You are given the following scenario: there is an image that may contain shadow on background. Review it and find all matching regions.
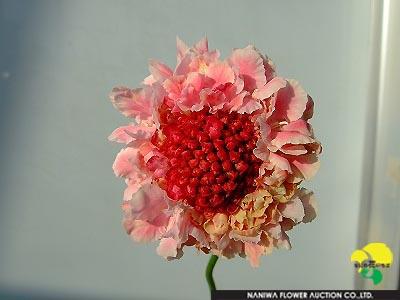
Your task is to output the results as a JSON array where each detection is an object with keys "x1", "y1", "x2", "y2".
[
  {"x1": 0, "y1": 0, "x2": 38, "y2": 293},
  {"x1": 0, "y1": 0, "x2": 36, "y2": 235}
]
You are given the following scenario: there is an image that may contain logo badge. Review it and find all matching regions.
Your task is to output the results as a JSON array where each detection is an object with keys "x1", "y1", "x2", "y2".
[{"x1": 351, "y1": 242, "x2": 393, "y2": 285}]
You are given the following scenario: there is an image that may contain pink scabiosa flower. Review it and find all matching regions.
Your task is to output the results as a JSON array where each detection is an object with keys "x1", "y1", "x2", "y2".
[{"x1": 109, "y1": 37, "x2": 321, "y2": 268}]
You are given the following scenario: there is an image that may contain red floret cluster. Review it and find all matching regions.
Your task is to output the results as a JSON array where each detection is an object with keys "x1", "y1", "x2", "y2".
[{"x1": 152, "y1": 105, "x2": 262, "y2": 216}]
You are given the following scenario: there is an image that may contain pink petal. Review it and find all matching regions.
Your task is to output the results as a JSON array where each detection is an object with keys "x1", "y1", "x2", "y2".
[
  {"x1": 252, "y1": 77, "x2": 286, "y2": 100},
  {"x1": 126, "y1": 183, "x2": 168, "y2": 222},
  {"x1": 108, "y1": 124, "x2": 155, "y2": 145},
  {"x1": 194, "y1": 37, "x2": 209, "y2": 53},
  {"x1": 190, "y1": 227, "x2": 209, "y2": 248},
  {"x1": 279, "y1": 197, "x2": 305, "y2": 223},
  {"x1": 138, "y1": 141, "x2": 155, "y2": 159},
  {"x1": 281, "y1": 119, "x2": 311, "y2": 136},
  {"x1": 237, "y1": 96, "x2": 262, "y2": 114},
  {"x1": 253, "y1": 139, "x2": 270, "y2": 161},
  {"x1": 175, "y1": 52, "x2": 193, "y2": 76},
  {"x1": 228, "y1": 45, "x2": 266, "y2": 91},
  {"x1": 151, "y1": 82, "x2": 166, "y2": 128},
  {"x1": 263, "y1": 55, "x2": 276, "y2": 82},
  {"x1": 268, "y1": 152, "x2": 292, "y2": 172},
  {"x1": 274, "y1": 79, "x2": 309, "y2": 122},
  {"x1": 123, "y1": 177, "x2": 151, "y2": 201},
  {"x1": 157, "y1": 237, "x2": 178, "y2": 258},
  {"x1": 265, "y1": 224, "x2": 283, "y2": 239},
  {"x1": 163, "y1": 76, "x2": 184, "y2": 101},
  {"x1": 177, "y1": 86, "x2": 203, "y2": 112},
  {"x1": 185, "y1": 72, "x2": 213, "y2": 91},
  {"x1": 172, "y1": 73, "x2": 213, "y2": 112},
  {"x1": 145, "y1": 152, "x2": 169, "y2": 178},
  {"x1": 262, "y1": 168, "x2": 288, "y2": 186},
  {"x1": 212, "y1": 233, "x2": 231, "y2": 251},
  {"x1": 176, "y1": 36, "x2": 189, "y2": 62},
  {"x1": 225, "y1": 91, "x2": 247, "y2": 112},
  {"x1": 142, "y1": 75, "x2": 156, "y2": 85},
  {"x1": 202, "y1": 89, "x2": 226, "y2": 113},
  {"x1": 291, "y1": 154, "x2": 320, "y2": 180},
  {"x1": 229, "y1": 231, "x2": 261, "y2": 244},
  {"x1": 149, "y1": 59, "x2": 173, "y2": 81},
  {"x1": 110, "y1": 87, "x2": 153, "y2": 122},
  {"x1": 256, "y1": 115, "x2": 271, "y2": 143},
  {"x1": 280, "y1": 144, "x2": 308, "y2": 155},
  {"x1": 112, "y1": 148, "x2": 140, "y2": 178},
  {"x1": 206, "y1": 61, "x2": 235, "y2": 88},
  {"x1": 128, "y1": 216, "x2": 168, "y2": 242},
  {"x1": 244, "y1": 243, "x2": 265, "y2": 268},
  {"x1": 163, "y1": 207, "x2": 195, "y2": 249},
  {"x1": 232, "y1": 76, "x2": 245, "y2": 94},
  {"x1": 271, "y1": 131, "x2": 314, "y2": 149}
]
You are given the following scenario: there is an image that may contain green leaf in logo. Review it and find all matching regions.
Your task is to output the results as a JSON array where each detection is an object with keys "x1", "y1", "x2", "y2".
[{"x1": 360, "y1": 267, "x2": 383, "y2": 285}]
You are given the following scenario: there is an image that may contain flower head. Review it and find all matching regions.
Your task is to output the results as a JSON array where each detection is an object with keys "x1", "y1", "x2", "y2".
[{"x1": 109, "y1": 37, "x2": 322, "y2": 267}]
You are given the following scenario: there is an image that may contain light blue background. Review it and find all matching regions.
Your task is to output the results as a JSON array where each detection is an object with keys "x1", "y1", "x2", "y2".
[{"x1": 0, "y1": 0, "x2": 371, "y2": 299}]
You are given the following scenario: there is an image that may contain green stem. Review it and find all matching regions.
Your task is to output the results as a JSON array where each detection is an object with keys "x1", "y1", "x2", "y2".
[{"x1": 206, "y1": 254, "x2": 219, "y2": 293}]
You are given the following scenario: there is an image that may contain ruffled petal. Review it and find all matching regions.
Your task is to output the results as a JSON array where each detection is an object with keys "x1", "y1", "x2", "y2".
[
  {"x1": 157, "y1": 237, "x2": 178, "y2": 258},
  {"x1": 125, "y1": 183, "x2": 168, "y2": 222},
  {"x1": 110, "y1": 87, "x2": 154, "y2": 122},
  {"x1": 281, "y1": 119, "x2": 311, "y2": 136},
  {"x1": 194, "y1": 37, "x2": 209, "y2": 54},
  {"x1": 225, "y1": 91, "x2": 247, "y2": 113},
  {"x1": 270, "y1": 131, "x2": 315, "y2": 149},
  {"x1": 274, "y1": 80, "x2": 309, "y2": 122},
  {"x1": 291, "y1": 154, "x2": 320, "y2": 180},
  {"x1": 143, "y1": 74, "x2": 156, "y2": 86},
  {"x1": 123, "y1": 177, "x2": 151, "y2": 201},
  {"x1": 268, "y1": 152, "x2": 292, "y2": 172},
  {"x1": 163, "y1": 76, "x2": 184, "y2": 102},
  {"x1": 204, "y1": 213, "x2": 229, "y2": 236},
  {"x1": 176, "y1": 36, "x2": 189, "y2": 63},
  {"x1": 253, "y1": 139, "x2": 270, "y2": 161},
  {"x1": 279, "y1": 197, "x2": 305, "y2": 223},
  {"x1": 228, "y1": 45, "x2": 266, "y2": 91},
  {"x1": 279, "y1": 144, "x2": 308, "y2": 155},
  {"x1": 244, "y1": 243, "x2": 265, "y2": 268},
  {"x1": 237, "y1": 96, "x2": 262, "y2": 114},
  {"x1": 206, "y1": 61, "x2": 235, "y2": 88},
  {"x1": 108, "y1": 124, "x2": 155, "y2": 145},
  {"x1": 112, "y1": 148, "x2": 141, "y2": 178},
  {"x1": 149, "y1": 59, "x2": 173, "y2": 81},
  {"x1": 146, "y1": 152, "x2": 169, "y2": 179},
  {"x1": 163, "y1": 207, "x2": 192, "y2": 244},
  {"x1": 127, "y1": 216, "x2": 168, "y2": 242},
  {"x1": 202, "y1": 89, "x2": 226, "y2": 113},
  {"x1": 253, "y1": 77, "x2": 286, "y2": 100},
  {"x1": 190, "y1": 227, "x2": 210, "y2": 248},
  {"x1": 229, "y1": 231, "x2": 261, "y2": 243}
]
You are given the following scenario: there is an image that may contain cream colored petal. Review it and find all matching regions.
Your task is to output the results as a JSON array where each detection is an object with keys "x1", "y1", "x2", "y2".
[{"x1": 204, "y1": 213, "x2": 229, "y2": 236}]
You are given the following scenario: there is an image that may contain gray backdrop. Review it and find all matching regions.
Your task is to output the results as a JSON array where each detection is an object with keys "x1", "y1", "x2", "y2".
[{"x1": 0, "y1": 0, "x2": 372, "y2": 299}]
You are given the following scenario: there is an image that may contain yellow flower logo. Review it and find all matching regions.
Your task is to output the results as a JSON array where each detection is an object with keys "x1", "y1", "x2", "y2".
[{"x1": 351, "y1": 243, "x2": 393, "y2": 285}]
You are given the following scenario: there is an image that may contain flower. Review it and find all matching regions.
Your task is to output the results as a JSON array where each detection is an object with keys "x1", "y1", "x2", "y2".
[{"x1": 109, "y1": 37, "x2": 322, "y2": 267}]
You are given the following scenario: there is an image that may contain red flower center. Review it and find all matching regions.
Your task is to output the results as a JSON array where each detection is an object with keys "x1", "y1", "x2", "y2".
[{"x1": 151, "y1": 106, "x2": 262, "y2": 217}]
